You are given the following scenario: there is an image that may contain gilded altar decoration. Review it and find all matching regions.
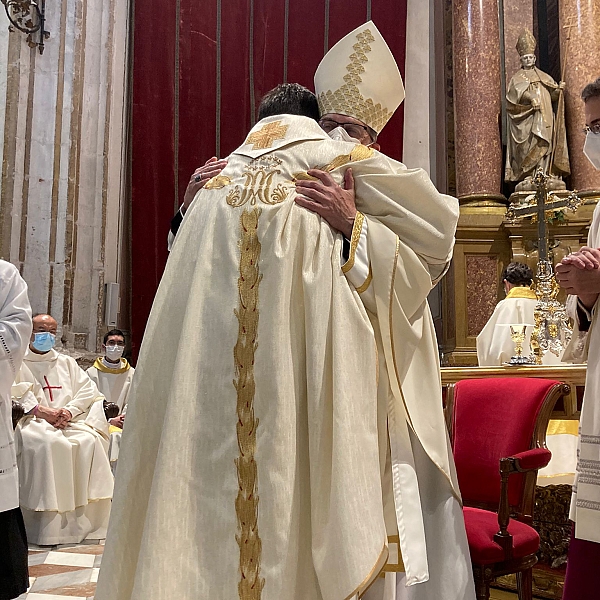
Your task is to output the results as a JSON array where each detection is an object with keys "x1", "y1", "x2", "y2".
[
  {"x1": 204, "y1": 175, "x2": 232, "y2": 190},
  {"x1": 227, "y1": 157, "x2": 290, "y2": 207},
  {"x1": 292, "y1": 144, "x2": 374, "y2": 182},
  {"x1": 234, "y1": 207, "x2": 265, "y2": 600},
  {"x1": 506, "y1": 169, "x2": 581, "y2": 363},
  {"x1": 244, "y1": 120, "x2": 289, "y2": 150}
]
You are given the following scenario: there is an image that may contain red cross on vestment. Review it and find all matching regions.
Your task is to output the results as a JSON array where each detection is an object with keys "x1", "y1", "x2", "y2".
[{"x1": 42, "y1": 376, "x2": 62, "y2": 403}]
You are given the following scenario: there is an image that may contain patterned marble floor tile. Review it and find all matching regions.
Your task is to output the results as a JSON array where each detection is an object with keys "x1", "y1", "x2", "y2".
[
  {"x1": 29, "y1": 568, "x2": 92, "y2": 593},
  {"x1": 90, "y1": 568, "x2": 100, "y2": 583},
  {"x1": 93, "y1": 555, "x2": 102, "y2": 568},
  {"x1": 25, "y1": 594, "x2": 87, "y2": 600},
  {"x1": 57, "y1": 545, "x2": 104, "y2": 555},
  {"x1": 38, "y1": 583, "x2": 97, "y2": 597},
  {"x1": 28, "y1": 565, "x2": 86, "y2": 578},
  {"x1": 44, "y1": 552, "x2": 96, "y2": 568},
  {"x1": 28, "y1": 552, "x2": 50, "y2": 566}
]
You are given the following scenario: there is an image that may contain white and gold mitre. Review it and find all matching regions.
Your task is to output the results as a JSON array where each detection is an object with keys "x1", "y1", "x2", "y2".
[
  {"x1": 516, "y1": 29, "x2": 536, "y2": 56},
  {"x1": 314, "y1": 21, "x2": 405, "y2": 135}
]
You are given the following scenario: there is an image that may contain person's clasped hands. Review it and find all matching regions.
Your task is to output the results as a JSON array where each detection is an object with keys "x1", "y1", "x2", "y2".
[
  {"x1": 34, "y1": 405, "x2": 72, "y2": 429},
  {"x1": 555, "y1": 246, "x2": 600, "y2": 300}
]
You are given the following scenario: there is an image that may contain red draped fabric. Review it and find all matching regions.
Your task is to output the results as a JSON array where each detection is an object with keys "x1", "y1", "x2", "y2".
[{"x1": 130, "y1": 0, "x2": 408, "y2": 355}]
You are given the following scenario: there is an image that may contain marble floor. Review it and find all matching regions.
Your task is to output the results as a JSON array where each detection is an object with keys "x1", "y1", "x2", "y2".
[
  {"x1": 14, "y1": 541, "x2": 520, "y2": 600},
  {"x1": 16, "y1": 541, "x2": 103, "y2": 600}
]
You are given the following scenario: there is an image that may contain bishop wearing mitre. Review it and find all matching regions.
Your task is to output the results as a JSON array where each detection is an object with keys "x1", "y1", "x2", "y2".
[
  {"x1": 97, "y1": 22, "x2": 474, "y2": 600},
  {"x1": 11, "y1": 314, "x2": 113, "y2": 545}
]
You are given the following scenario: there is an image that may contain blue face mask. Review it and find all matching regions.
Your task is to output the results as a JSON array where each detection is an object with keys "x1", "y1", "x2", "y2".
[{"x1": 32, "y1": 332, "x2": 56, "y2": 353}]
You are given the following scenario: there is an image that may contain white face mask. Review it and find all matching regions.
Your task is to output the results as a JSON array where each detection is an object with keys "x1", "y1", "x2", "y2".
[
  {"x1": 328, "y1": 126, "x2": 360, "y2": 144},
  {"x1": 583, "y1": 131, "x2": 600, "y2": 170},
  {"x1": 105, "y1": 345, "x2": 124, "y2": 361}
]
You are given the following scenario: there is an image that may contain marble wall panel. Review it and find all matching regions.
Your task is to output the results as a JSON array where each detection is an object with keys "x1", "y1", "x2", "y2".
[
  {"x1": 0, "y1": 0, "x2": 130, "y2": 354},
  {"x1": 466, "y1": 254, "x2": 499, "y2": 337}
]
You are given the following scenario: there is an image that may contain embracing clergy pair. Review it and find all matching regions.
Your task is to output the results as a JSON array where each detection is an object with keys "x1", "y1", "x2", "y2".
[{"x1": 96, "y1": 22, "x2": 475, "y2": 600}]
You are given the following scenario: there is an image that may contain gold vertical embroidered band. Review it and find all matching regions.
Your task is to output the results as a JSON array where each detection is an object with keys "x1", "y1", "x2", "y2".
[{"x1": 234, "y1": 207, "x2": 265, "y2": 599}]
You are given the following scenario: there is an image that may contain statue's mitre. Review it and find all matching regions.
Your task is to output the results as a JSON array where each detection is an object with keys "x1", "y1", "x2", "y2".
[
  {"x1": 516, "y1": 29, "x2": 537, "y2": 56},
  {"x1": 314, "y1": 21, "x2": 405, "y2": 135}
]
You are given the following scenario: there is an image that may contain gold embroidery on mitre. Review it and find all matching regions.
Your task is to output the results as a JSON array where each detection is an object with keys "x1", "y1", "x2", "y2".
[
  {"x1": 234, "y1": 207, "x2": 265, "y2": 600},
  {"x1": 244, "y1": 120, "x2": 289, "y2": 150},
  {"x1": 227, "y1": 157, "x2": 290, "y2": 207},
  {"x1": 204, "y1": 174, "x2": 232, "y2": 189},
  {"x1": 292, "y1": 144, "x2": 374, "y2": 181},
  {"x1": 317, "y1": 29, "x2": 391, "y2": 133}
]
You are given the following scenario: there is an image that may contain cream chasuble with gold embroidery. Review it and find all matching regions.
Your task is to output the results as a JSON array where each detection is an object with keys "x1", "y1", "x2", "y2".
[{"x1": 96, "y1": 115, "x2": 472, "y2": 600}]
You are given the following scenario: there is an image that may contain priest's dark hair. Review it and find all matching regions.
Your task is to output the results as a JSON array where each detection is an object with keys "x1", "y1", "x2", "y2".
[
  {"x1": 502, "y1": 262, "x2": 533, "y2": 287},
  {"x1": 582, "y1": 77, "x2": 600, "y2": 102},
  {"x1": 257, "y1": 83, "x2": 320, "y2": 121},
  {"x1": 103, "y1": 328, "x2": 125, "y2": 345}
]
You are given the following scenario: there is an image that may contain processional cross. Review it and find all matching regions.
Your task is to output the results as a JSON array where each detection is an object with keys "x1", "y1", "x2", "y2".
[{"x1": 506, "y1": 169, "x2": 582, "y2": 363}]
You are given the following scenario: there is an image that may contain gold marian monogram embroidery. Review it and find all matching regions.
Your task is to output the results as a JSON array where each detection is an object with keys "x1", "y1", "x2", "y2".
[
  {"x1": 292, "y1": 144, "x2": 374, "y2": 181},
  {"x1": 234, "y1": 207, "x2": 264, "y2": 600},
  {"x1": 227, "y1": 157, "x2": 290, "y2": 207},
  {"x1": 245, "y1": 120, "x2": 289, "y2": 150}
]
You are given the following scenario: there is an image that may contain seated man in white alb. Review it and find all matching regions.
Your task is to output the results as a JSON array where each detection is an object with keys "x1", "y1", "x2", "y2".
[
  {"x1": 87, "y1": 329, "x2": 134, "y2": 473},
  {"x1": 11, "y1": 314, "x2": 113, "y2": 545},
  {"x1": 477, "y1": 261, "x2": 562, "y2": 366}
]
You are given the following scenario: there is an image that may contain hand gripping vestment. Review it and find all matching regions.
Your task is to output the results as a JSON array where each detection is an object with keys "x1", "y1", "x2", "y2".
[{"x1": 96, "y1": 115, "x2": 471, "y2": 600}]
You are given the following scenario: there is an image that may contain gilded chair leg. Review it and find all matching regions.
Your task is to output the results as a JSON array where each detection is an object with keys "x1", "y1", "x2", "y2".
[
  {"x1": 472, "y1": 565, "x2": 491, "y2": 600},
  {"x1": 516, "y1": 568, "x2": 533, "y2": 600}
]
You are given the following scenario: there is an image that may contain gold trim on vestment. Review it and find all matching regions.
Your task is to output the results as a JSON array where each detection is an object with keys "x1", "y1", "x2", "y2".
[
  {"x1": 342, "y1": 212, "x2": 365, "y2": 274},
  {"x1": 547, "y1": 419, "x2": 579, "y2": 436},
  {"x1": 356, "y1": 264, "x2": 373, "y2": 294},
  {"x1": 293, "y1": 144, "x2": 374, "y2": 182},
  {"x1": 92, "y1": 357, "x2": 130, "y2": 374},
  {"x1": 233, "y1": 208, "x2": 265, "y2": 599},
  {"x1": 506, "y1": 286, "x2": 537, "y2": 300},
  {"x1": 346, "y1": 541, "x2": 388, "y2": 600}
]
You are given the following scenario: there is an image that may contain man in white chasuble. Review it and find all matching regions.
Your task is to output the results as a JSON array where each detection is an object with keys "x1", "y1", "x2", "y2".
[
  {"x1": 97, "y1": 22, "x2": 474, "y2": 600},
  {"x1": 11, "y1": 314, "x2": 113, "y2": 545},
  {"x1": 476, "y1": 262, "x2": 563, "y2": 366},
  {"x1": 87, "y1": 328, "x2": 135, "y2": 473}
]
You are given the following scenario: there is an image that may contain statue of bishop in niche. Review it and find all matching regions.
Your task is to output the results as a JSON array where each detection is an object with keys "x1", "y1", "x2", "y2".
[{"x1": 505, "y1": 30, "x2": 570, "y2": 191}]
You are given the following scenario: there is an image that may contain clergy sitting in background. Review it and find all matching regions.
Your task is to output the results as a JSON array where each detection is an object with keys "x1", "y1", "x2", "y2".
[
  {"x1": 477, "y1": 262, "x2": 562, "y2": 366},
  {"x1": 11, "y1": 314, "x2": 113, "y2": 545},
  {"x1": 87, "y1": 328, "x2": 134, "y2": 473}
]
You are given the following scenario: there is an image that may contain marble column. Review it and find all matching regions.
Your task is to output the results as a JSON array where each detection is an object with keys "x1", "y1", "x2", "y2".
[
  {"x1": 452, "y1": 0, "x2": 504, "y2": 204},
  {"x1": 559, "y1": 0, "x2": 600, "y2": 196}
]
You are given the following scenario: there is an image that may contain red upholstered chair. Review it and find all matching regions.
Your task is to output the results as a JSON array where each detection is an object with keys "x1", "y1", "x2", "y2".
[{"x1": 446, "y1": 378, "x2": 570, "y2": 600}]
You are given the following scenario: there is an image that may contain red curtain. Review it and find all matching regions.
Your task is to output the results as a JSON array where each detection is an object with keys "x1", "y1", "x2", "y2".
[{"x1": 130, "y1": 0, "x2": 408, "y2": 355}]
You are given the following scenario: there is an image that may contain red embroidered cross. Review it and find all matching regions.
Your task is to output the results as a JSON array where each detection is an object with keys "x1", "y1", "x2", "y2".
[{"x1": 42, "y1": 376, "x2": 62, "y2": 403}]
